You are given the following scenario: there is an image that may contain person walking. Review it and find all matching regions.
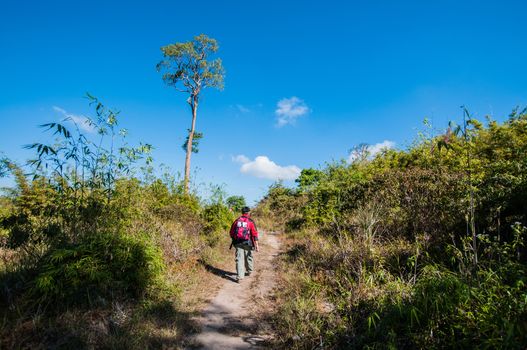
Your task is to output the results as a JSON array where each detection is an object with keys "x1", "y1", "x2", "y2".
[{"x1": 229, "y1": 206, "x2": 259, "y2": 283}]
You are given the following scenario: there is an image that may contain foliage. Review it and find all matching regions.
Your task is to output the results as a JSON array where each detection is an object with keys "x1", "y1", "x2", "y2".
[
  {"x1": 295, "y1": 168, "x2": 325, "y2": 192},
  {"x1": 259, "y1": 108, "x2": 527, "y2": 349},
  {"x1": 182, "y1": 129, "x2": 203, "y2": 153},
  {"x1": 200, "y1": 185, "x2": 236, "y2": 247},
  {"x1": 0, "y1": 97, "x2": 235, "y2": 348},
  {"x1": 226, "y1": 195, "x2": 246, "y2": 212},
  {"x1": 0, "y1": 153, "x2": 9, "y2": 178},
  {"x1": 157, "y1": 34, "x2": 224, "y2": 92},
  {"x1": 1, "y1": 97, "x2": 158, "y2": 305},
  {"x1": 31, "y1": 231, "x2": 164, "y2": 308},
  {"x1": 254, "y1": 182, "x2": 307, "y2": 232}
]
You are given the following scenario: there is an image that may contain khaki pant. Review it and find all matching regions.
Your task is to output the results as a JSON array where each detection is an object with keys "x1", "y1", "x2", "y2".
[{"x1": 234, "y1": 244, "x2": 254, "y2": 280}]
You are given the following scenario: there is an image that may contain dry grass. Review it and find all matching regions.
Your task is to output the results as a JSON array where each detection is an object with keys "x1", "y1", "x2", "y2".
[{"x1": 0, "y1": 231, "x2": 235, "y2": 349}]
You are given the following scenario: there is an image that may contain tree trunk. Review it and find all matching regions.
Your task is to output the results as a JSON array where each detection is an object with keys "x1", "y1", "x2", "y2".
[{"x1": 184, "y1": 97, "x2": 198, "y2": 195}]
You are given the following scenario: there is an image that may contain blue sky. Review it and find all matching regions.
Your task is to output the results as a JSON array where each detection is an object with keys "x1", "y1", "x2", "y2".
[{"x1": 1, "y1": 0, "x2": 526, "y2": 204}]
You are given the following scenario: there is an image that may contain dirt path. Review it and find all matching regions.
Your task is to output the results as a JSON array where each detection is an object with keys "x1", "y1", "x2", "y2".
[{"x1": 188, "y1": 231, "x2": 280, "y2": 349}]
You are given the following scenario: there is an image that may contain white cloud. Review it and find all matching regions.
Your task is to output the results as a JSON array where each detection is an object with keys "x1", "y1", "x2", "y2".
[
  {"x1": 348, "y1": 140, "x2": 396, "y2": 163},
  {"x1": 236, "y1": 104, "x2": 251, "y2": 113},
  {"x1": 53, "y1": 106, "x2": 95, "y2": 133},
  {"x1": 232, "y1": 154, "x2": 250, "y2": 163},
  {"x1": 233, "y1": 155, "x2": 301, "y2": 180},
  {"x1": 275, "y1": 96, "x2": 309, "y2": 127},
  {"x1": 369, "y1": 140, "x2": 396, "y2": 156}
]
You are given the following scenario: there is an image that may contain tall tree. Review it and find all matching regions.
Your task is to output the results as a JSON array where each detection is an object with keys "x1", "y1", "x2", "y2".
[{"x1": 157, "y1": 34, "x2": 224, "y2": 194}]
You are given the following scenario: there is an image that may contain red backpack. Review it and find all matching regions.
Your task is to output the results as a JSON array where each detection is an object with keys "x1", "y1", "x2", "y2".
[{"x1": 232, "y1": 216, "x2": 251, "y2": 242}]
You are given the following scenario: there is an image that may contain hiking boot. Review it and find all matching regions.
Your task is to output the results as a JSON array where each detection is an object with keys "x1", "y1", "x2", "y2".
[
  {"x1": 245, "y1": 272, "x2": 252, "y2": 277},
  {"x1": 236, "y1": 276, "x2": 244, "y2": 283}
]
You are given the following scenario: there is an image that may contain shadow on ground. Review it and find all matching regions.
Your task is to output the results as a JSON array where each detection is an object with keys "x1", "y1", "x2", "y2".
[
  {"x1": 198, "y1": 259, "x2": 238, "y2": 283},
  {"x1": 1, "y1": 298, "x2": 201, "y2": 349}
]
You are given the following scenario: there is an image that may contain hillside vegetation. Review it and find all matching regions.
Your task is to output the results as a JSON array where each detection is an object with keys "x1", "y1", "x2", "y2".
[
  {"x1": 2, "y1": 102, "x2": 526, "y2": 349},
  {"x1": 0, "y1": 99, "x2": 238, "y2": 348},
  {"x1": 255, "y1": 109, "x2": 527, "y2": 349}
]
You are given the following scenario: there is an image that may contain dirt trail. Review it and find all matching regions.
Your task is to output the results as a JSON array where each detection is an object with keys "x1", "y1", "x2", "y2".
[{"x1": 188, "y1": 231, "x2": 280, "y2": 349}]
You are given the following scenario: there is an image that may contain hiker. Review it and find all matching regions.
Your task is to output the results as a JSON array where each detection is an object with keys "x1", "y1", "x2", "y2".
[{"x1": 229, "y1": 206, "x2": 259, "y2": 283}]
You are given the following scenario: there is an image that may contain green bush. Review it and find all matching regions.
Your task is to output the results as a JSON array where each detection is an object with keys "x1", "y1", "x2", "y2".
[
  {"x1": 226, "y1": 195, "x2": 246, "y2": 212},
  {"x1": 264, "y1": 109, "x2": 527, "y2": 349},
  {"x1": 201, "y1": 202, "x2": 235, "y2": 246},
  {"x1": 30, "y1": 231, "x2": 164, "y2": 307},
  {"x1": 0, "y1": 97, "x2": 239, "y2": 348},
  {"x1": 356, "y1": 264, "x2": 527, "y2": 349}
]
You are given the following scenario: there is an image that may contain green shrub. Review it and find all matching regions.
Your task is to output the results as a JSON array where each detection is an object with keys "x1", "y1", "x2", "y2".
[
  {"x1": 30, "y1": 231, "x2": 164, "y2": 308},
  {"x1": 265, "y1": 109, "x2": 527, "y2": 349},
  {"x1": 0, "y1": 97, "x2": 240, "y2": 348},
  {"x1": 356, "y1": 264, "x2": 527, "y2": 349},
  {"x1": 254, "y1": 182, "x2": 307, "y2": 232},
  {"x1": 201, "y1": 202, "x2": 234, "y2": 246},
  {"x1": 226, "y1": 195, "x2": 246, "y2": 212}
]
